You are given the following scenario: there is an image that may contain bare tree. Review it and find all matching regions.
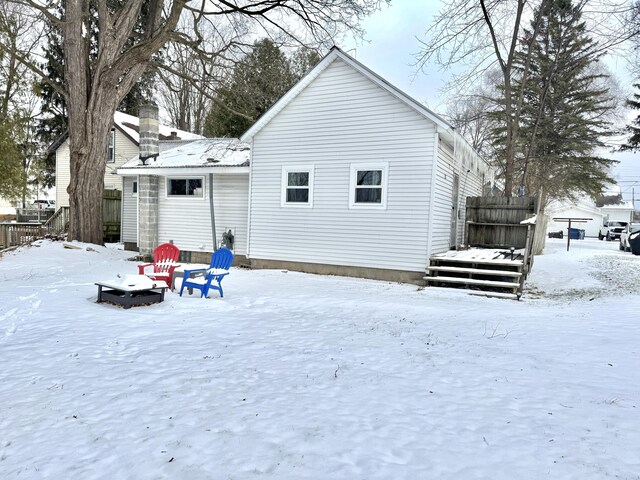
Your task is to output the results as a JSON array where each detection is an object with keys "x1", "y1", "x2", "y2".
[
  {"x1": 416, "y1": 0, "x2": 636, "y2": 197},
  {"x1": 0, "y1": 2, "x2": 44, "y2": 204},
  {"x1": 157, "y1": 42, "x2": 214, "y2": 135},
  {"x1": 3, "y1": 0, "x2": 384, "y2": 244},
  {"x1": 444, "y1": 69, "x2": 502, "y2": 159}
]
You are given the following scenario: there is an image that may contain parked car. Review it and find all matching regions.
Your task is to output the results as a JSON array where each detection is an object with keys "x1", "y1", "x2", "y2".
[
  {"x1": 599, "y1": 220, "x2": 628, "y2": 241},
  {"x1": 32, "y1": 199, "x2": 55, "y2": 210},
  {"x1": 619, "y1": 224, "x2": 640, "y2": 252}
]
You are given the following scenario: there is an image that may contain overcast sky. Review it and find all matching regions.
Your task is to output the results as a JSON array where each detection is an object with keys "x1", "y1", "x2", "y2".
[{"x1": 340, "y1": 2, "x2": 640, "y2": 205}]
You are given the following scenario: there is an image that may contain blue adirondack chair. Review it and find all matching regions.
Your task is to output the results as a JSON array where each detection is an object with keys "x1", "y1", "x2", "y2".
[{"x1": 179, "y1": 248, "x2": 235, "y2": 298}]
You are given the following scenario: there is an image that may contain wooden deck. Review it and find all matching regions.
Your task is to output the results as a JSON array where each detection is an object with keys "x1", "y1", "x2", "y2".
[{"x1": 425, "y1": 248, "x2": 526, "y2": 300}]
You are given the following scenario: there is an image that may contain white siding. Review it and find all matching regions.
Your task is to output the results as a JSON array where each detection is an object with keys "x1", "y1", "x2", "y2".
[
  {"x1": 248, "y1": 58, "x2": 437, "y2": 272},
  {"x1": 121, "y1": 176, "x2": 138, "y2": 243},
  {"x1": 55, "y1": 141, "x2": 70, "y2": 207},
  {"x1": 431, "y1": 140, "x2": 486, "y2": 254},
  {"x1": 547, "y1": 207, "x2": 603, "y2": 238},
  {"x1": 55, "y1": 130, "x2": 138, "y2": 206},
  {"x1": 158, "y1": 173, "x2": 249, "y2": 256}
]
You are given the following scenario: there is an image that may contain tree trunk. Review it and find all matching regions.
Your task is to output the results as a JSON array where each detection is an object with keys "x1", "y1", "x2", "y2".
[{"x1": 67, "y1": 107, "x2": 114, "y2": 244}]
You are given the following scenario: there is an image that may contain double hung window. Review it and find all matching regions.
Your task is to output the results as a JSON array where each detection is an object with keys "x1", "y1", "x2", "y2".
[
  {"x1": 107, "y1": 130, "x2": 115, "y2": 163},
  {"x1": 349, "y1": 164, "x2": 388, "y2": 208},
  {"x1": 281, "y1": 166, "x2": 314, "y2": 207}
]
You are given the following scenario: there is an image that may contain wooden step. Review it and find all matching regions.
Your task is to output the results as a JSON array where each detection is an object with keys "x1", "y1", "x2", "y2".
[
  {"x1": 424, "y1": 276, "x2": 520, "y2": 289},
  {"x1": 427, "y1": 266, "x2": 522, "y2": 277},
  {"x1": 430, "y1": 257, "x2": 523, "y2": 267}
]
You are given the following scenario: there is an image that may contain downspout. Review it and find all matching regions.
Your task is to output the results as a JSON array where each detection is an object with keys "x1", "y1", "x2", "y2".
[
  {"x1": 209, "y1": 173, "x2": 217, "y2": 251},
  {"x1": 136, "y1": 175, "x2": 139, "y2": 248},
  {"x1": 120, "y1": 175, "x2": 125, "y2": 243},
  {"x1": 426, "y1": 131, "x2": 440, "y2": 264}
]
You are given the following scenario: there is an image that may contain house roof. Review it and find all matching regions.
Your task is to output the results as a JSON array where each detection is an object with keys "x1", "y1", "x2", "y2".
[
  {"x1": 114, "y1": 111, "x2": 204, "y2": 144},
  {"x1": 241, "y1": 46, "x2": 455, "y2": 143},
  {"x1": 47, "y1": 111, "x2": 204, "y2": 153},
  {"x1": 600, "y1": 201, "x2": 634, "y2": 211},
  {"x1": 117, "y1": 138, "x2": 250, "y2": 176}
]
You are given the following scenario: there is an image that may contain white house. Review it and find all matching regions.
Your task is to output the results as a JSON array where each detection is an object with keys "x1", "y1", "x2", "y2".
[
  {"x1": 117, "y1": 138, "x2": 250, "y2": 259},
  {"x1": 240, "y1": 47, "x2": 493, "y2": 282},
  {"x1": 53, "y1": 111, "x2": 202, "y2": 207},
  {"x1": 120, "y1": 47, "x2": 494, "y2": 283},
  {"x1": 600, "y1": 202, "x2": 634, "y2": 225},
  {"x1": 546, "y1": 198, "x2": 635, "y2": 238},
  {"x1": 546, "y1": 198, "x2": 604, "y2": 237}
]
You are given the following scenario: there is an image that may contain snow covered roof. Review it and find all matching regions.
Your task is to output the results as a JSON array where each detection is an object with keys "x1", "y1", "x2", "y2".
[
  {"x1": 600, "y1": 201, "x2": 634, "y2": 211},
  {"x1": 46, "y1": 111, "x2": 204, "y2": 153},
  {"x1": 117, "y1": 138, "x2": 250, "y2": 175},
  {"x1": 114, "y1": 111, "x2": 204, "y2": 144}
]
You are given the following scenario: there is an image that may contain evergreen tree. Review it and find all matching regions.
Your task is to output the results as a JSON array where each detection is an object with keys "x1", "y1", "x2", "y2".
[
  {"x1": 622, "y1": 83, "x2": 640, "y2": 151},
  {"x1": 0, "y1": 120, "x2": 26, "y2": 200},
  {"x1": 204, "y1": 40, "x2": 318, "y2": 138},
  {"x1": 514, "y1": 0, "x2": 615, "y2": 204}
]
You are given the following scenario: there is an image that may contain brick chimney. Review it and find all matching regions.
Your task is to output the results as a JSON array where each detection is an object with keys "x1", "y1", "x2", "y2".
[{"x1": 138, "y1": 104, "x2": 159, "y2": 259}]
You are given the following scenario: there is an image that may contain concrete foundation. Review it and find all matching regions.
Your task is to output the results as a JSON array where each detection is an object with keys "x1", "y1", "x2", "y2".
[{"x1": 249, "y1": 258, "x2": 425, "y2": 285}]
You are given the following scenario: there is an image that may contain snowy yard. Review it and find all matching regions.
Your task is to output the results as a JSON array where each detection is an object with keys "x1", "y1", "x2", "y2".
[{"x1": 1, "y1": 237, "x2": 639, "y2": 479}]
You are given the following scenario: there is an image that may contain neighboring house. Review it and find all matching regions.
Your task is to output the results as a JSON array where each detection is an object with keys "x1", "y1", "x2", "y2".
[
  {"x1": 52, "y1": 111, "x2": 203, "y2": 208},
  {"x1": 121, "y1": 47, "x2": 494, "y2": 282},
  {"x1": 117, "y1": 138, "x2": 250, "y2": 258},
  {"x1": 546, "y1": 198, "x2": 635, "y2": 238},
  {"x1": 546, "y1": 198, "x2": 604, "y2": 237},
  {"x1": 600, "y1": 202, "x2": 634, "y2": 225}
]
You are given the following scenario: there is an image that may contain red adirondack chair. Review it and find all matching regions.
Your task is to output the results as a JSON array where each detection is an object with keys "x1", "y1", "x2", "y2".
[{"x1": 138, "y1": 243, "x2": 181, "y2": 289}]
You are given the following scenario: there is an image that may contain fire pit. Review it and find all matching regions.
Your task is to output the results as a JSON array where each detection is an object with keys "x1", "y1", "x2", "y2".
[{"x1": 96, "y1": 275, "x2": 168, "y2": 309}]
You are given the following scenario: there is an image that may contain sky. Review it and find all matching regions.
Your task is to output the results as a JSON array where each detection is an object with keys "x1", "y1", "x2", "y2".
[{"x1": 341, "y1": 2, "x2": 640, "y2": 206}]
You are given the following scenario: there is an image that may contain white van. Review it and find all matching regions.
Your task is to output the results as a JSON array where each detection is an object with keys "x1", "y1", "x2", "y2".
[{"x1": 32, "y1": 199, "x2": 56, "y2": 209}]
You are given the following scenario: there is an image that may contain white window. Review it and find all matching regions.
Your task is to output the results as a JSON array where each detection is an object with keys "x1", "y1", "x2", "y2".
[
  {"x1": 132, "y1": 180, "x2": 138, "y2": 197},
  {"x1": 349, "y1": 163, "x2": 388, "y2": 209},
  {"x1": 281, "y1": 166, "x2": 314, "y2": 207},
  {"x1": 107, "y1": 130, "x2": 115, "y2": 163},
  {"x1": 167, "y1": 177, "x2": 204, "y2": 198}
]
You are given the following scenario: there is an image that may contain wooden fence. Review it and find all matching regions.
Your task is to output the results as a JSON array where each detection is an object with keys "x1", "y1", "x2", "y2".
[
  {"x1": 1, "y1": 190, "x2": 121, "y2": 250},
  {"x1": 0, "y1": 223, "x2": 45, "y2": 250},
  {"x1": 465, "y1": 196, "x2": 537, "y2": 249},
  {"x1": 103, "y1": 189, "x2": 121, "y2": 242}
]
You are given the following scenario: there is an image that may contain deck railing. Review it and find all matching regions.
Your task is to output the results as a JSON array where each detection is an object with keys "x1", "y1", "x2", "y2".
[
  {"x1": 45, "y1": 206, "x2": 70, "y2": 235},
  {"x1": 0, "y1": 223, "x2": 46, "y2": 250}
]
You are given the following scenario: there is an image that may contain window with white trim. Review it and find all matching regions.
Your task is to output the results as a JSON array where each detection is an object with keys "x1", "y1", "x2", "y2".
[
  {"x1": 281, "y1": 166, "x2": 314, "y2": 207},
  {"x1": 132, "y1": 181, "x2": 138, "y2": 197},
  {"x1": 167, "y1": 177, "x2": 204, "y2": 198},
  {"x1": 349, "y1": 163, "x2": 388, "y2": 208},
  {"x1": 107, "y1": 130, "x2": 115, "y2": 163}
]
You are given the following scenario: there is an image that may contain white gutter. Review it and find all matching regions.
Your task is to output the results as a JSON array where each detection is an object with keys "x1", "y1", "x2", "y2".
[{"x1": 116, "y1": 166, "x2": 250, "y2": 176}]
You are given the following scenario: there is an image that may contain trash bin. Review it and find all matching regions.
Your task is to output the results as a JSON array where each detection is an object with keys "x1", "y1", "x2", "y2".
[
  {"x1": 630, "y1": 231, "x2": 640, "y2": 255},
  {"x1": 569, "y1": 228, "x2": 585, "y2": 240}
]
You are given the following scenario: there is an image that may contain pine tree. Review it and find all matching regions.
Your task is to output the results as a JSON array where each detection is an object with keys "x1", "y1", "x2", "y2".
[
  {"x1": 204, "y1": 40, "x2": 318, "y2": 138},
  {"x1": 514, "y1": 0, "x2": 615, "y2": 204},
  {"x1": 622, "y1": 83, "x2": 640, "y2": 151},
  {"x1": 0, "y1": 120, "x2": 26, "y2": 200}
]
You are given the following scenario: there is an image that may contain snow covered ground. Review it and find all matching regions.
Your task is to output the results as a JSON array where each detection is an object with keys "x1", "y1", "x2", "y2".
[{"x1": 1, "y1": 238, "x2": 639, "y2": 479}]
